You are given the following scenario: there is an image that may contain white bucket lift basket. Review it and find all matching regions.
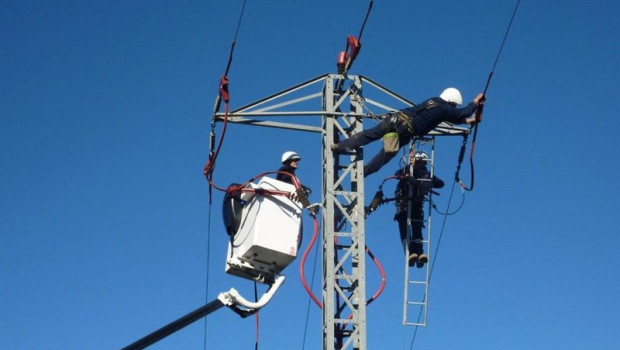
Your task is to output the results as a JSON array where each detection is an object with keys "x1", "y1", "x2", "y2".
[{"x1": 225, "y1": 176, "x2": 302, "y2": 283}]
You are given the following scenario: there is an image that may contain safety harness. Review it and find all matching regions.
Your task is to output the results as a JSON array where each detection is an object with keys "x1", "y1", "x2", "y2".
[{"x1": 382, "y1": 98, "x2": 441, "y2": 153}]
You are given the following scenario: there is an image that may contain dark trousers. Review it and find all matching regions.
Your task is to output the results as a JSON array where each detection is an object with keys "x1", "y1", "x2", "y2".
[
  {"x1": 336, "y1": 117, "x2": 413, "y2": 176},
  {"x1": 394, "y1": 209, "x2": 425, "y2": 255}
]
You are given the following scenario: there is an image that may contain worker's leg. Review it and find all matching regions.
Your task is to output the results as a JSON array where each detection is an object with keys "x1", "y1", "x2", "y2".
[
  {"x1": 394, "y1": 212, "x2": 409, "y2": 253},
  {"x1": 395, "y1": 212, "x2": 418, "y2": 266},
  {"x1": 410, "y1": 207, "x2": 425, "y2": 252},
  {"x1": 410, "y1": 224, "x2": 424, "y2": 255},
  {"x1": 411, "y1": 206, "x2": 428, "y2": 267},
  {"x1": 363, "y1": 148, "x2": 397, "y2": 176},
  {"x1": 333, "y1": 117, "x2": 392, "y2": 151},
  {"x1": 363, "y1": 129, "x2": 411, "y2": 177}
]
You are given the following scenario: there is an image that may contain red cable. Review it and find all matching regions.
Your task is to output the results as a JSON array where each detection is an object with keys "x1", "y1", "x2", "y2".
[
  {"x1": 227, "y1": 170, "x2": 301, "y2": 199},
  {"x1": 299, "y1": 214, "x2": 323, "y2": 308},
  {"x1": 335, "y1": 245, "x2": 386, "y2": 333},
  {"x1": 203, "y1": 80, "x2": 305, "y2": 200},
  {"x1": 300, "y1": 220, "x2": 387, "y2": 310},
  {"x1": 364, "y1": 245, "x2": 386, "y2": 306}
]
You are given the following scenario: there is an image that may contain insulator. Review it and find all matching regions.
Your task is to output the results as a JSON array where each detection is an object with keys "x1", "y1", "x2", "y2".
[
  {"x1": 368, "y1": 190, "x2": 384, "y2": 212},
  {"x1": 295, "y1": 187, "x2": 311, "y2": 209},
  {"x1": 457, "y1": 143, "x2": 466, "y2": 164},
  {"x1": 213, "y1": 95, "x2": 222, "y2": 114},
  {"x1": 337, "y1": 51, "x2": 347, "y2": 74},
  {"x1": 209, "y1": 130, "x2": 216, "y2": 153},
  {"x1": 337, "y1": 63, "x2": 345, "y2": 75}
]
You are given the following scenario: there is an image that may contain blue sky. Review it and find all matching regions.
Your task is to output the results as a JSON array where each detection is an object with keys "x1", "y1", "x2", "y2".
[{"x1": 2, "y1": 1, "x2": 619, "y2": 349}]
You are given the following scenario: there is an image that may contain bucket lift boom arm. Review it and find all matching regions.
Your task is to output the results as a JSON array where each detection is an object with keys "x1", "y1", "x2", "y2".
[{"x1": 122, "y1": 275, "x2": 286, "y2": 350}]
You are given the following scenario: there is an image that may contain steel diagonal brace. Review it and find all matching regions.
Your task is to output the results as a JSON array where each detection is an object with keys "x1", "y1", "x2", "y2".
[
  {"x1": 333, "y1": 199, "x2": 357, "y2": 229},
  {"x1": 333, "y1": 88, "x2": 352, "y2": 111},
  {"x1": 334, "y1": 246, "x2": 355, "y2": 273}
]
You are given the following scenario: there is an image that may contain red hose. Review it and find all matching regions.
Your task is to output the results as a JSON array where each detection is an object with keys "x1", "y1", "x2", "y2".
[
  {"x1": 334, "y1": 244, "x2": 386, "y2": 333},
  {"x1": 299, "y1": 214, "x2": 322, "y2": 308},
  {"x1": 203, "y1": 93, "x2": 306, "y2": 202},
  {"x1": 300, "y1": 220, "x2": 387, "y2": 311},
  {"x1": 364, "y1": 245, "x2": 386, "y2": 306}
]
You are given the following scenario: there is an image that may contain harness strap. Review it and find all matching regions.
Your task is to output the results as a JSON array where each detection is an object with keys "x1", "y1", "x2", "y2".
[
  {"x1": 396, "y1": 112, "x2": 414, "y2": 134},
  {"x1": 391, "y1": 98, "x2": 442, "y2": 135}
]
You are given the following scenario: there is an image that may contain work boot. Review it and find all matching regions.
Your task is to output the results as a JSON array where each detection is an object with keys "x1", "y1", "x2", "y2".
[
  {"x1": 408, "y1": 253, "x2": 419, "y2": 267},
  {"x1": 416, "y1": 254, "x2": 428, "y2": 268},
  {"x1": 331, "y1": 143, "x2": 358, "y2": 154}
]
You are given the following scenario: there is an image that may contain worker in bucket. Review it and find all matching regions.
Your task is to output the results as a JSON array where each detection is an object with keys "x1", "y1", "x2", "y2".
[
  {"x1": 394, "y1": 151, "x2": 444, "y2": 267},
  {"x1": 276, "y1": 151, "x2": 316, "y2": 214},
  {"x1": 332, "y1": 88, "x2": 485, "y2": 177},
  {"x1": 277, "y1": 151, "x2": 302, "y2": 185}
]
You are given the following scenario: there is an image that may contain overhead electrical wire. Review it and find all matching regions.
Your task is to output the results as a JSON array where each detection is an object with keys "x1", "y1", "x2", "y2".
[
  {"x1": 408, "y1": 178, "x2": 457, "y2": 349},
  {"x1": 203, "y1": 2, "x2": 248, "y2": 350},
  {"x1": 336, "y1": 0, "x2": 373, "y2": 89},
  {"x1": 196, "y1": 0, "x2": 526, "y2": 348},
  {"x1": 411, "y1": 1, "x2": 522, "y2": 348},
  {"x1": 203, "y1": 0, "x2": 247, "y2": 193},
  {"x1": 456, "y1": 0, "x2": 522, "y2": 192}
]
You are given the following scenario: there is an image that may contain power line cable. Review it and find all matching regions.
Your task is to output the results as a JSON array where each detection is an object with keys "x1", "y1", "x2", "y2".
[
  {"x1": 410, "y1": 1, "x2": 522, "y2": 347},
  {"x1": 202, "y1": 200, "x2": 212, "y2": 350},
  {"x1": 203, "y1": 2, "x2": 248, "y2": 349},
  {"x1": 409, "y1": 176, "x2": 458, "y2": 349},
  {"x1": 458, "y1": 0, "x2": 521, "y2": 191}
]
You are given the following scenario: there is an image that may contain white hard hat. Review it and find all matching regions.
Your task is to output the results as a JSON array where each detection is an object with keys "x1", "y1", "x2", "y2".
[
  {"x1": 414, "y1": 151, "x2": 428, "y2": 160},
  {"x1": 281, "y1": 151, "x2": 301, "y2": 164},
  {"x1": 440, "y1": 87, "x2": 463, "y2": 105}
]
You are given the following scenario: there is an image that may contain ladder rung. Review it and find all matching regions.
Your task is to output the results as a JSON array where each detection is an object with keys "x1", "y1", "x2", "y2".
[
  {"x1": 408, "y1": 280, "x2": 426, "y2": 285},
  {"x1": 407, "y1": 301, "x2": 426, "y2": 306}
]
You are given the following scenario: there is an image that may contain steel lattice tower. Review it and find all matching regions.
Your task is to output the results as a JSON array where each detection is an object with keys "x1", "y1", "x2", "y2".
[{"x1": 214, "y1": 73, "x2": 468, "y2": 349}]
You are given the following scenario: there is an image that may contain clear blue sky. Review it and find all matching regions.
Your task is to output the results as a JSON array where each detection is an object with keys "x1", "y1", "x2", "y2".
[{"x1": 2, "y1": 1, "x2": 619, "y2": 349}]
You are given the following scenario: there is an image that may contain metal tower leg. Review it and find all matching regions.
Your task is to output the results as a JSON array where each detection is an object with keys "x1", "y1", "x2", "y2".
[{"x1": 322, "y1": 74, "x2": 367, "y2": 350}]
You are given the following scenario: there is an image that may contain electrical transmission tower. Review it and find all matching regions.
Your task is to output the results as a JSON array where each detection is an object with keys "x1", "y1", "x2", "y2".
[{"x1": 215, "y1": 73, "x2": 467, "y2": 350}]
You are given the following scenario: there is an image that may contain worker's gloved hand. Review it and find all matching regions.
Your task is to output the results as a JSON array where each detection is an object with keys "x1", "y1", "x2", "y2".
[
  {"x1": 419, "y1": 181, "x2": 432, "y2": 192},
  {"x1": 473, "y1": 93, "x2": 485, "y2": 105},
  {"x1": 302, "y1": 185, "x2": 312, "y2": 196}
]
